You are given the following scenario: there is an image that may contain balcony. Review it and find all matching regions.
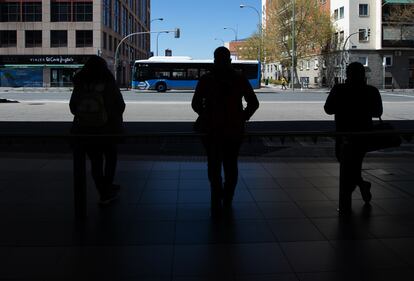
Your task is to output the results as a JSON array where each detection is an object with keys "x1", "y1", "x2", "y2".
[{"x1": 382, "y1": 24, "x2": 414, "y2": 48}]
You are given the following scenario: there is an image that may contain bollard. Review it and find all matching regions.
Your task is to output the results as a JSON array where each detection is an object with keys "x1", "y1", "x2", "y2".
[{"x1": 73, "y1": 144, "x2": 87, "y2": 220}]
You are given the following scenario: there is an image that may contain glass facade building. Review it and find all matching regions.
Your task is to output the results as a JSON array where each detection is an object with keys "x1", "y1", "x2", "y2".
[{"x1": 0, "y1": 0, "x2": 150, "y2": 87}]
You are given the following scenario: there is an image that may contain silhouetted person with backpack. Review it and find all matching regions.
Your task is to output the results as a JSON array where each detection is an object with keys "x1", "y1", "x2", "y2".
[
  {"x1": 324, "y1": 62, "x2": 383, "y2": 215},
  {"x1": 70, "y1": 55, "x2": 125, "y2": 205},
  {"x1": 192, "y1": 47, "x2": 259, "y2": 217}
]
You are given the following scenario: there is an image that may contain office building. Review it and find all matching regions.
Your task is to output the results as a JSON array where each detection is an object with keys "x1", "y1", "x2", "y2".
[{"x1": 0, "y1": 0, "x2": 150, "y2": 87}]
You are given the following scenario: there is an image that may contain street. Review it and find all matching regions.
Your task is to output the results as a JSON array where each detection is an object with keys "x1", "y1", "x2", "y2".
[{"x1": 0, "y1": 87, "x2": 414, "y2": 121}]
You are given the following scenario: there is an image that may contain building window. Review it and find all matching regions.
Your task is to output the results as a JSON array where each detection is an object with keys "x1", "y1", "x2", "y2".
[
  {"x1": 357, "y1": 56, "x2": 368, "y2": 66},
  {"x1": 22, "y1": 2, "x2": 42, "y2": 22},
  {"x1": 0, "y1": 2, "x2": 20, "y2": 22},
  {"x1": 103, "y1": 32, "x2": 107, "y2": 49},
  {"x1": 109, "y1": 35, "x2": 113, "y2": 51},
  {"x1": 128, "y1": 14, "x2": 133, "y2": 38},
  {"x1": 385, "y1": 77, "x2": 393, "y2": 87},
  {"x1": 0, "y1": 30, "x2": 17, "y2": 47},
  {"x1": 359, "y1": 4, "x2": 369, "y2": 17},
  {"x1": 314, "y1": 59, "x2": 319, "y2": 70},
  {"x1": 339, "y1": 6, "x2": 344, "y2": 19},
  {"x1": 334, "y1": 9, "x2": 338, "y2": 20},
  {"x1": 141, "y1": 0, "x2": 148, "y2": 27},
  {"x1": 50, "y1": 30, "x2": 67, "y2": 47},
  {"x1": 384, "y1": 55, "x2": 393, "y2": 66},
  {"x1": 339, "y1": 31, "x2": 344, "y2": 45},
  {"x1": 103, "y1": 0, "x2": 112, "y2": 28},
  {"x1": 51, "y1": 2, "x2": 71, "y2": 22},
  {"x1": 25, "y1": 30, "x2": 42, "y2": 47},
  {"x1": 114, "y1": 0, "x2": 120, "y2": 33},
  {"x1": 74, "y1": 1, "x2": 93, "y2": 22},
  {"x1": 76, "y1": 30, "x2": 93, "y2": 47},
  {"x1": 122, "y1": 6, "x2": 127, "y2": 36}
]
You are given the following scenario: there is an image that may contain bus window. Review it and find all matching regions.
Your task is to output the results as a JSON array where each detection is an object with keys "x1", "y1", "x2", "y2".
[
  {"x1": 172, "y1": 69, "x2": 186, "y2": 79},
  {"x1": 135, "y1": 65, "x2": 150, "y2": 81},
  {"x1": 244, "y1": 64, "x2": 259, "y2": 79},
  {"x1": 199, "y1": 68, "x2": 209, "y2": 77},
  {"x1": 187, "y1": 68, "x2": 199, "y2": 79},
  {"x1": 233, "y1": 65, "x2": 243, "y2": 75},
  {"x1": 234, "y1": 64, "x2": 258, "y2": 79},
  {"x1": 154, "y1": 69, "x2": 170, "y2": 79}
]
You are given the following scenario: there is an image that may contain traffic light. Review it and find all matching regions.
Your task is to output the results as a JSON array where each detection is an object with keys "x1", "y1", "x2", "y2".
[
  {"x1": 174, "y1": 28, "x2": 180, "y2": 38},
  {"x1": 367, "y1": 28, "x2": 371, "y2": 37}
]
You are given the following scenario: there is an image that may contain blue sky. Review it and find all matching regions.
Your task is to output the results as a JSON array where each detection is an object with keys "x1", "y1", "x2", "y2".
[{"x1": 150, "y1": 0, "x2": 262, "y2": 59}]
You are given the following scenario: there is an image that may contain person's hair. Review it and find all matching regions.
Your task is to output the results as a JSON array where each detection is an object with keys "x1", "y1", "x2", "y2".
[
  {"x1": 214, "y1": 46, "x2": 231, "y2": 66},
  {"x1": 346, "y1": 62, "x2": 365, "y2": 83},
  {"x1": 73, "y1": 55, "x2": 115, "y2": 86}
]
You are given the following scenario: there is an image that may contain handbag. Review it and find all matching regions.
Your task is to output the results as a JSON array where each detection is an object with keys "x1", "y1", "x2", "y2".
[{"x1": 364, "y1": 118, "x2": 402, "y2": 152}]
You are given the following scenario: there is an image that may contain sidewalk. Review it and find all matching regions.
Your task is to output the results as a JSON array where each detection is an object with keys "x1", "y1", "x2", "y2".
[{"x1": 0, "y1": 153, "x2": 413, "y2": 280}]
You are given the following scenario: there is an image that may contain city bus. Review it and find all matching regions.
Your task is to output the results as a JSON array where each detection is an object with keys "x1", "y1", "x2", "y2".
[{"x1": 132, "y1": 56, "x2": 260, "y2": 92}]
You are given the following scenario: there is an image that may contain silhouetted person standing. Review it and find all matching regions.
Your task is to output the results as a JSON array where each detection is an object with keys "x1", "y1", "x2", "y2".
[
  {"x1": 70, "y1": 55, "x2": 125, "y2": 204},
  {"x1": 324, "y1": 62, "x2": 383, "y2": 214},
  {"x1": 192, "y1": 47, "x2": 259, "y2": 217}
]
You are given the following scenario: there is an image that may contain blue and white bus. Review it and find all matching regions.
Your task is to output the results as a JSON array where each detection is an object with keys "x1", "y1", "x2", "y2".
[{"x1": 132, "y1": 56, "x2": 260, "y2": 92}]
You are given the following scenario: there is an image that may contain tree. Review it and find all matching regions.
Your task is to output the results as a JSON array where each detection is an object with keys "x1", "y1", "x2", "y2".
[
  {"x1": 384, "y1": 0, "x2": 414, "y2": 22},
  {"x1": 383, "y1": 1, "x2": 414, "y2": 44},
  {"x1": 237, "y1": 32, "x2": 262, "y2": 61},
  {"x1": 249, "y1": 0, "x2": 335, "y2": 83}
]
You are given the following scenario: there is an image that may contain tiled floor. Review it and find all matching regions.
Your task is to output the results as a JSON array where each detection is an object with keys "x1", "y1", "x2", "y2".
[{"x1": 0, "y1": 155, "x2": 413, "y2": 280}]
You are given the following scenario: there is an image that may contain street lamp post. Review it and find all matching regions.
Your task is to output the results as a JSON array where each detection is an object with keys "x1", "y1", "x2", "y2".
[
  {"x1": 114, "y1": 29, "x2": 180, "y2": 84},
  {"x1": 214, "y1": 38, "x2": 225, "y2": 46},
  {"x1": 150, "y1": 18, "x2": 164, "y2": 56},
  {"x1": 156, "y1": 31, "x2": 170, "y2": 56},
  {"x1": 341, "y1": 29, "x2": 369, "y2": 83},
  {"x1": 150, "y1": 17, "x2": 164, "y2": 24},
  {"x1": 240, "y1": 4, "x2": 262, "y2": 62},
  {"x1": 223, "y1": 27, "x2": 238, "y2": 42},
  {"x1": 224, "y1": 27, "x2": 239, "y2": 60}
]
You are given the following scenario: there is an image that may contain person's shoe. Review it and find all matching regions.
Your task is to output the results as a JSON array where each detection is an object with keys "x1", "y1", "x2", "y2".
[
  {"x1": 359, "y1": 180, "x2": 372, "y2": 204},
  {"x1": 98, "y1": 189, "x2": 119, "y2": 205}
]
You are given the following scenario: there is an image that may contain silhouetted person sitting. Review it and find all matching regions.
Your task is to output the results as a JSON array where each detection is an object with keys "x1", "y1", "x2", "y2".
[
  {"x1": 324, "y1": 62, "x2": 383, "y2": 214},
  {"x1": 70, "y1": 55, "x2": 125, "y2": 205},
  {"x1": 192, "y1": 47, "x2": 259, "y2": 217}
]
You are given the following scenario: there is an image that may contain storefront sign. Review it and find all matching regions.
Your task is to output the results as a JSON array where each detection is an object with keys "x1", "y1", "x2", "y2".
[
  {"x1": 29, "y1": 56, "x2": 75, "y2": 64},
  {"x1": 0, "y1": 55, "x2": 92, "y2": 65}
]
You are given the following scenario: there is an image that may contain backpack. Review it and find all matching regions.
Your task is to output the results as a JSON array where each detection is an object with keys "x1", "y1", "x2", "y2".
[{"x1": 76, "y1": 83, "x2": 108, "y2": 128}]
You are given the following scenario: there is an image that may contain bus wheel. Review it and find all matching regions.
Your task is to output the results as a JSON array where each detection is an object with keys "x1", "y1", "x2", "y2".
[{"x1": 155, "y1": 82, "x2": 167, "y2": 92}]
